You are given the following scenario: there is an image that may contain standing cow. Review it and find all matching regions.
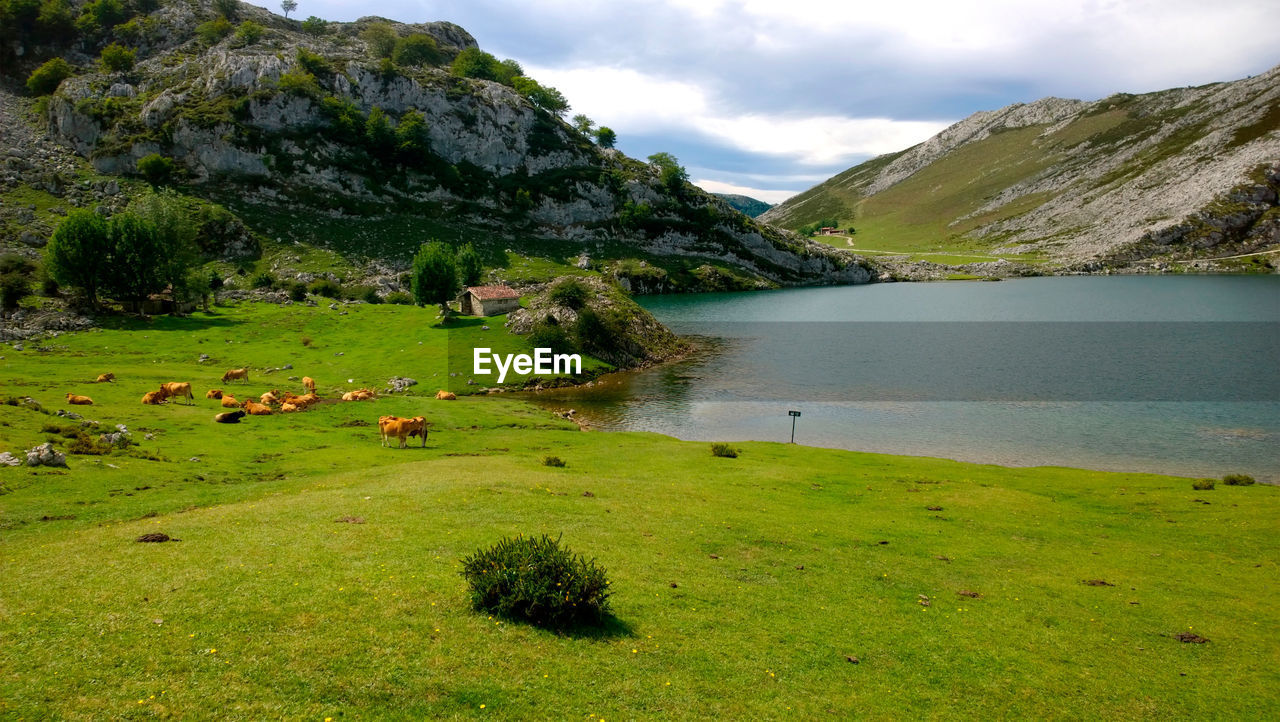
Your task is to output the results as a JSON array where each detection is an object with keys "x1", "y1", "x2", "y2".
[
  {"x1": 221, "y1": 368, "x2": 250, "y2": 384},
  {"x1": 160, "y1": 382, "x2": 194, "y2": 405}
]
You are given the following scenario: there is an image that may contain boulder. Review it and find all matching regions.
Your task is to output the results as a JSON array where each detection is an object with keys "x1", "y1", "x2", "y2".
[{"x1": 25, "y1": 442, "x2": 67, "y2": 468}]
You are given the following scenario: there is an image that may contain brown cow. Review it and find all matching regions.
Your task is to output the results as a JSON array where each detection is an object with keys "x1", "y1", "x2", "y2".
[
  {"x1": 260, "y1": 390, "x2": 281, "y2": 405},
  {"x1": 214, "y1": 410, "x2": 246, "y2": 424},
  {"x1": 206, "y1": 389, "x2": 223, "y2": 399},
  {"x1": 280, "y1": 402, "x2": 299, "y2": 413},
  {"x1": 243, "y1": 401, "x2": 273, "y2": 416},
  {"x1": 160, "y1": 382, "x2": 194, "y2": 405},
  {"x1": 342, "y1": 389, "x2": 375, "y2": 401},
  {"x1": 221, "y1": 368, "x2": 249, "y2": 384},
  {"x1": 294, "y1": 393, "x2": 320, "y2": 408},
  {"x1": 141, "y1": 391, "x2": 166, "y2": 405},
  {"x1": 435, "y1": 390, "x2": 457, "y2": 400},
  {"x1": 65, "y1": 393, "x2": 93, "y2": 405},
  {"x1": 220, "y1": 395, "x2": 240, "y2": 408},
  {"x1": 380, "y1": 415, "x2": 427, "y2": 448},
  {"x1": 302, "y1": 376, "x2": 316, "y2": 394},
  {"x1": 95, "y1": 373, "x2": 115, "y2": 383}
]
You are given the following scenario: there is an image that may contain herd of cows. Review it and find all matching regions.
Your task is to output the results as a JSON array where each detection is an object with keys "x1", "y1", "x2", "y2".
[{"x1": 64, "y1": 369, "x2": 460, "y2": 449}]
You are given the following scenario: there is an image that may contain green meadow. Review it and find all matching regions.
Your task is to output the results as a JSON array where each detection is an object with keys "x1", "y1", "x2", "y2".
[{"x1": 2, "y1": 302, "x2": 1278, "y2": 719}]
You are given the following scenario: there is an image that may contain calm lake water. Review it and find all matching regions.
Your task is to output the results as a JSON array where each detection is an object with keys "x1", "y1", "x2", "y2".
[{"x1": 531, "y1": 275, "x2": 1280, "y2": 482}]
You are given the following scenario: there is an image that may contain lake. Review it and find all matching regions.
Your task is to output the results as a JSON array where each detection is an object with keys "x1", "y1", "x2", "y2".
[{"x1": 530, "y1": 275, "x2": 1280, "y2": 482}]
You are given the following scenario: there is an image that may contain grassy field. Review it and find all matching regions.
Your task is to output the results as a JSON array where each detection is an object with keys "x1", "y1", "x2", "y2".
[{"x1": 2, "y1": 302, "x2": 1278, "y2": 719}]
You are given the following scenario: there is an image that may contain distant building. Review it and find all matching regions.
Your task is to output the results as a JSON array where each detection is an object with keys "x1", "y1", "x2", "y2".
[
  {"x1": 819, "y1": 227, "x2": 838, "y2": 236},
  {"x1": 459, "y1": 285, "x2": 521, "y2": 316},
  {"x1": 141, "y1": 288, "x2": 196, "y2": 316}
]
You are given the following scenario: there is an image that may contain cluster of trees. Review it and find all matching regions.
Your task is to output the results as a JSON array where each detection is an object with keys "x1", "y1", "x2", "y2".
[
  {"x1": 4, "y1": 0, "x2": 158, "y2": 86},
  {"x1": 647, "y1": 152, "x2": 688, "y2": 193},
  {"x1": 409, "y1": 241, "x2": 483, "y2": 317},
  {"x1": 45, "y1": 193, "x2": 208, "y2": 311},
  {"x1": 360, "y1": 22, "x2": 445, "y2": 68},
  {"x1": 0, "y1": 253, "x2": 57, "y2": 312},
  {"x1": 571, "y1": 114, "x2": 617, "y2": 148}
]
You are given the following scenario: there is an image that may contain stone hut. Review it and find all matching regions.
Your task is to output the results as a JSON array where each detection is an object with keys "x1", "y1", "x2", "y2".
[{"x1": 459, "y1": 285, "x2": 521, "y2": 316}]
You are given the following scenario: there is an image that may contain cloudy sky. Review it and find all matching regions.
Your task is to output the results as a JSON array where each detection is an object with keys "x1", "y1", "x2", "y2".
[{"x1": 254, "y1": 0, "x2": 1280, "y2": 204}]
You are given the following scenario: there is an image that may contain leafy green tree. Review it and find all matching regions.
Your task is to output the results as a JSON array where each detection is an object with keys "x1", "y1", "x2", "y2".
[
  {"x1": 394, "y1": 109, "x2": 430, "y2": 161},
  {"x1": 594, "y1": 126, "x2": 617, "y2": 148},
  {"x1": 648, "y1": 152, "x2": 688, "y2": 192},
  {"x1": 76, "y1": 0, "x2": 127, "y2": 34},
  {"x1": 103, "y1": 213, "x2": 165, "y2": 310},
  {"x1": 277, "y1": 69, "x2": 320, "y2": 97},
  {"x1": 456, "y1": 243, "x2": 483, "y2": 286},
  {"x1": 410, "y1": 240, "x2": 460, "y2": 319},
  {"x1": 196, "y1": 17, "x2": 232, "y2": 44},
  {"x1": 129, "y1": 191, "x2": 200, "y2": 308},
  {"x1": 47, "y1": 209, "x2": 111, "y2": 307},
  {"x1": 25, "y1": 57, "x2": 73, "y2": 95},
  {"x1": 495, "y1": 58, "x2": 522, "y2": 85},
  {"x1": 511, "y1": 76, "x2": 569, "y2": 116},
  {"x1": 235, "y1": 20, "x2": 264, "y2": 45},
  {"x1": 392, "y1": 33, "x2": 442, "y2": 66},
  {"x1": 280, "y1": 0, "x2": 296, "y2": 19},
  {"x1": 296, "y1": 47, "x2": 331, "y2": 75},
  {"x1": 320, "y1": 95, "x2": 365, "y2": 144},
  {"x1": 136, "y1": 153, "x2": 174, "y2": 186},
  {"x1": 212, "y1": 0, "x2": 238, "y2": 21},
  {"x1": 360, "y1": 21, "x2": 397, "y2": 59},
  {"x1": 98, "y1": 42, "x2": 135, "y2": 72},
  {"x1": 364, "y1": 106, "x2": 394, "y2": 157},
  {"x1": 35, "y1": 0, "x2": 75, "y2": 40},
  {"x1": 300, "y1": 15, "x2": 326, "y2": 35},
  {"x1": 571, "y1": 114, "x2": 594, "y2": 135},
  {"x1": 450, "y1": 47, "x2": 499, "y2": 81}
]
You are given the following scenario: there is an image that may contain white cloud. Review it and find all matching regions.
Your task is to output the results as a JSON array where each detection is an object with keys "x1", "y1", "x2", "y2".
[
  {"x1": 525, "y1": 64, "x2": 952, "y2": 166},
  {"x1": 692, "y1": 179, "x2": 798, "y2": 205}
]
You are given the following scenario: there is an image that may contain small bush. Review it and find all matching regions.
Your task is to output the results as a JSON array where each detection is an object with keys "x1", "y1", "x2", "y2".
[
  {"x1": 385, "y1": 291, "x2": 413, "y2": 305},
  {"x1": 195, "y1": 17, "x2": 233, "y2": 45},
  {"x1": 251, "y1": 272, "x2": 275, "y2": 289},
  {"x1": 285, "y1": 281, "x2": 307, "y2": 302},
  {"x1": 99, "y1": 43, "x2": 136, "y2": 72},
  {"x1": 1191, "y1": 478, "x2": 1215, "y2": 491},
  {"x1": 40, "y1": 274, "x2": 60, "y2": 297},
  {"x1": 1222, "y1": 474, "x2": 1256, "y2": 486},
  {"x1": 308, "y1": 278, "x2": 342, "y2": 298},
  {"x1": 296, "y1": 47, "x2": 332, "y2": 76},
  {"x1": 542, "y1": 455, "x2": 566, "y2": 468},
  {"x1": 136, "y1": 153, "x2": 174, "y2": 185},
  {"x1": 711, "y1": 443, "x2": 738, "y2": 458},
  {"x1": 0, "y1": 273, "x2": 31, "y2": 310},
  {"x1": 300, "y1": 16, "x2": 328, "y2": 36},
  {"x1": 549, "y1": 278, "x2": 589, "y2": 310},
  {"x1": 461, "y1": 534, "x2": 611, "y2": 627},
  {"x1": 301, "y1": 336, "x2": 312, "y2": 347},
  {"x1": 345, "y1": 285, "x2": 381, "y2": 304},
  {"x1": 212, "y1": 0, "x2": 238, "y2": 20},
  {"x1": 26, "y1": 57, "x2": 74, "y2": 96},
  {"x1": 277, "y1": 69, "x2": 320, "y2": 98}
]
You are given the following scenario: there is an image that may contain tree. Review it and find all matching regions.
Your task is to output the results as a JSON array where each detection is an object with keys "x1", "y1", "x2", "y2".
[
  {"x1": 648, "y1": 152, "x2": 688, "y2": 192},
  {"x1": 103, "y1": 213, "x2": 165, "y2": 310},
  {"x1": 495, "y1": 58, "x2": 522, "y2": 85},
  {"x1": 364, "y1": 106, "x2": 394, "y2": 158},
  {"x1": 129, "y1": 191, "x2": 200, "y2": 309},
  {"x1": 46, "y1": 209, "x2": 111, "y2": 307},
  {"x1": 450, "y1": 47, "x2": 500, "y2": 81},
  {"x1": 235, "y1": 20, "x2": 264, "y2": 45},
  {"x1": 99, "y1": 42, "x2": 135, "y2": 72},
  {"x1": 25, "y1": 57, "x2": 73, "y2": 95},
  {"x1": 410, "y1": 241, "x2": 460, "y2": 320},
  {"x1": 594, "y1": 126, "x2": 617, "y2": 149},
  {"x1": 456, "y1": 243, "x2": 483, "y2": 286},
  {"x1": 212, "y1": 0, "x2": 238, "y2": 21},
  {"x1": 360, "y1": 22, "x2": 397, "y2": 59},
  {"x1": 572, "y1": 114, "x2": 594, "y2": 135},
  {"x1": 300, "y1": 15, "x2": 327, "y2": 36},
  {"x1": 511, "y1": 76, "x2": 569, "y2": 116},
  {"x1": 136, "y1": 153, "x2": 174, "y2": 186},
  {"x1": 392, "y1": 34, "x2": 442, "y2": 66},
  {"x1": 280, "y1": 0, "x2": 296, "y2": 19},
  {"x1": 394, "y1": 109, "x2": 430, "y2": 162}
]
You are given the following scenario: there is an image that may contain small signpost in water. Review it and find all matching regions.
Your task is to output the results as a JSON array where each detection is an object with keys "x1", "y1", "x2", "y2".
[{"x1": 788, "y1": 410, "x2": 801, "y2": 443}]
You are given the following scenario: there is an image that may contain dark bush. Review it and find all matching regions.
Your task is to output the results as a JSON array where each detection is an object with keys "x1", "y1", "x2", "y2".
[
  {"x1": 308, "y1": 278, "x2": 342, "y2": 298},
  {"x1": 1222, "y1": 474, "x2": 1256, "y2": 486},
  {"x1": 1191, "y1": 478, "x2": 1215, "y2": 491},
  {"x1": 529, "y1": 320, "x2": 574, "y2": 354},
  {"x1": 461, "y1": 534, "x2": 611, "y2": 627},
  {"x1": 296, "y1": 47, "x2": 332, "y2": 76},
  {"x1": 285, "y1": 281, "x2": 307, "y2": 301},
  {"x1": 251, "y1": 272, "x2": 274, "y2": 289},
  {"x1": 0, "y1": 273, "x2": 31, "y2": 310},
  {"x1": 98, "y1": 42, "x2": 135, "y2": 72},
  {"x1": 345, "y1": 285, "x2": 381, "y2": 304},
  {"x1": 301, "y1": 16, "x2": 328, "y2": 36},
  {"x1": 710, "y1": 443, "x2": 738, "y2": 458},
  {"x1": 542, "y1": 455, "x2": 566, "y2": 467},
  {"x1": 0, "y1": 254, "x2": 36, "y2": 276},
  {"x1": 136, "y1": 153, "x2": 174, "y2": 185},
  {"x1": 385, "y1": 291, "x2": 413, "y2": 305},
  {"x1": 549, "y1": 278, "x2": 589, "y2": 309}
]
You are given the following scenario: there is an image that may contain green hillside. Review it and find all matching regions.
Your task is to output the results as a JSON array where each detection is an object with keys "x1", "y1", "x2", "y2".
[{"x1": 713, "y1": 193, "x2": 773, "y2": 218}]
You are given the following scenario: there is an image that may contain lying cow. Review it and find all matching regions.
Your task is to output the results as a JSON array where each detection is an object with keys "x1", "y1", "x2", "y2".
[
  {"x1": 435, "y1": 390, "x2": 457, "y2": 400},
  {"x1": 243, "y1": 400, "x2": 273, "y2": 416},
  {"x1": 220, "y1": 395, "x2": 240, "y2": 408},
  {"x1": 221, "y1": 368, "x2": 250, "y2": 384},
  {"x1": 206, "y1": 389, "x2": 223, "y2": 399},
  {"x1": 95, "y1": 373, "x2": 115, "y2": 383},
  {"x1": 214, "y1": 410, "x2": 246, "y2": 424},
  {"x1": 280, "y1": 402, "x2": 299, "y2": 413},
  {"x1": 342, "y1": 389, "x2": 375, "y2": 401},
  {"x1": 379, "y1": 415, "x2": 427, "y2": 448},
  {"x1": 141, "y1": 391, "x2": 167, "y2": 405},
  {"x1": 260, "y1": 390, "x2": 281, "y2": 405},
  {"x1": 65, "y1": 393, "x2": 93, "y2": 405},
  {"x1": 160, "y1": 382, "x2": 193, "y2": 405}
]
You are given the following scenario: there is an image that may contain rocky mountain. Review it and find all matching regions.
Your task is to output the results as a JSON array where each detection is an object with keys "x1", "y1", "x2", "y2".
[
  {"x1": 0, "y1": 0, "x2": 872, "y2": 293},
  {"x1": 762, "y1": 67, "x2": 1280, "y2": 271},
  {"x1": 713, "y1": 193, "x2": 772, "y2": 218}
]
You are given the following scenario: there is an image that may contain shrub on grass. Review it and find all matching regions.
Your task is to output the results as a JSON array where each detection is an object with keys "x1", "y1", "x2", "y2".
[
  {"x1": 461, "y1": 534, "x2": 611, "y2": 627},
  {"x1": 549, "y1": 277, "x2": 589, "y2": 309},
  {"x1": 308, "y1": 278, "x2": 342, "y2": 298},
  {"x1": 1222, "y1": 473, "x2": 1255, "y2": 486},
  {"x1": 251, "y1": 272, "x2": 274, "y2": 289},
  {"x1": 98, "y1": 43, "x2": 136, "y2": 72},
  {"x1": 1191, "y1": 478, "x2": 1215, "y2": 491},
  {"x1": 26, "y1": 57, "x2": 74, "y2": 96},
  {"x1": 284, "y1": 281, "x2": 307, "y2": 301},
  {"x1": 0, "y1": 273, "x2": 31, "y2": 310},
  {"x1": 385, "y1": 291, "x2": 413, "y2": 305},
  {"x1": 195, "y1": 17, "x2": 233, "y2": 45},
  {"x1": 711, "y1": 443, "x2": 738, "y2": 458},
  {"x1": 542, "y1": 455, "x2": 566, "y2": 467}
]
